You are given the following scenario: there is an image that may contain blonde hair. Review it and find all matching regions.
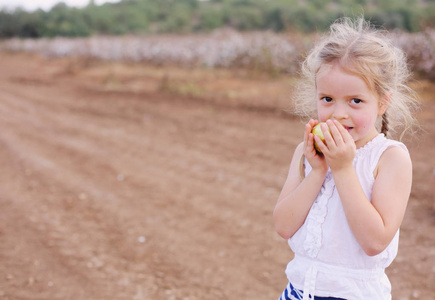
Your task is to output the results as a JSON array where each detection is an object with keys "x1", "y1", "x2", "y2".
[{"x1": 293, "y1": 17, "x2": 420, "y2": 139}]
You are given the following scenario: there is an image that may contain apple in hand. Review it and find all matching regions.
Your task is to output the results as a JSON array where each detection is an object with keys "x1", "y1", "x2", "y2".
[{"x1": 312, "y1": 122, "x2": 330, "y2": 153}]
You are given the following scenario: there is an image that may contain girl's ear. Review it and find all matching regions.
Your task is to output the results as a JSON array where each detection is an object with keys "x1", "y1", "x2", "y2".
[{"x1": 378, "y1": 91, "x2": 392, "y2": 115}]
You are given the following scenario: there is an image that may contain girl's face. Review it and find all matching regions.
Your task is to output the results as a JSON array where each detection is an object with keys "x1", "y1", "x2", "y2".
[{"x1": 316, "y1": 63, "x2": 388, "y2": 149}]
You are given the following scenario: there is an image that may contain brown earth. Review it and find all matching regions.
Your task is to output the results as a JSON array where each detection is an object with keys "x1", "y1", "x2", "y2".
[{"x1": 0, "y1": 53, "x2": 434, "y2": 300}]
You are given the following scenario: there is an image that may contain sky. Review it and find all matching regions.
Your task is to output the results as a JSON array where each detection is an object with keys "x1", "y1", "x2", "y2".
[{"x1": 0, "y1": 0, "x2": 120, "y2": 12}]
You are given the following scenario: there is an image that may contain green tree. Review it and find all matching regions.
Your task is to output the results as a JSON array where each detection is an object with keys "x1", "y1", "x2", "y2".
[
  {"x1": 1, "y1": 0, "x2": 435, "y2": 38},
  {"x1": 158, "y1": 3, "x2": 192, "y2": 33},
  {"x1": 264, "y1": 7, "x2": 286, "y2": 31},
  {"x1": 198, "y1": 4, "x2": 225, "y2": 31}
]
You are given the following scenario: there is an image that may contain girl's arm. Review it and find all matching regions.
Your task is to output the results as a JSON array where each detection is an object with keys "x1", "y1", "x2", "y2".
[
  {"x1": 317, "y1": 120, "x2": 412, "y2": 256},
  {"x1": 273, "y1": 121, "x2": 328, "y2": 240},
  {"x1": 333, "y1": 146, "x2": 412, "y2": 256}
]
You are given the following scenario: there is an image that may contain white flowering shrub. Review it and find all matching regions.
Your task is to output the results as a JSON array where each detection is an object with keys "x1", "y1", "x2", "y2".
[
  {"x1": 391, "y1": 29, "x2": 435, "y2": 79},
  {"x1": 1, "y1": 29, "x2": 434, "y2": 78}
]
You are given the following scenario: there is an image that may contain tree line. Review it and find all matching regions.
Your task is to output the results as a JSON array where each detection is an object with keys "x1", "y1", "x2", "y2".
[{"x1": 1, "y1": 0, "x2": 434, "y2": 38}]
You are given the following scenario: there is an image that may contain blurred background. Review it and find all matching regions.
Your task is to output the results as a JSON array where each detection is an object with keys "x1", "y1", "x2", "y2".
[
  {"x1": 1, "y1": 0, "x2": 435, "y2": 35},
  {"x1": 0, "y1": 1, "x2": 434, "y2": 300}
]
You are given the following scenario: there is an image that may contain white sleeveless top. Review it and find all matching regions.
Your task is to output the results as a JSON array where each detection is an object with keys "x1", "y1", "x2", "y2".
[{"x1": 285, "y1": 134, "x2": 409, "y2": 300}]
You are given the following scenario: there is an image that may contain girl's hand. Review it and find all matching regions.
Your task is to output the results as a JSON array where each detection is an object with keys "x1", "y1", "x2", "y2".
[
  {"x1": 314, "y1": 119, "x2": 356, "y2": 172},
  {"x1": 304, "y1": 119, "x2": 328, "y2": 174}
]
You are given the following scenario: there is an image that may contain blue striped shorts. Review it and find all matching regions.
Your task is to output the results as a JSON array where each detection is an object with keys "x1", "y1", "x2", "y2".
[{"x1": 278, "y1": 282, "x2": 346, "y2": 300}]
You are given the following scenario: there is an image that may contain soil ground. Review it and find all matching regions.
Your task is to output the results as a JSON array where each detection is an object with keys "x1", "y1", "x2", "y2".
[{"x1": 0, "y1": 53, "x2": 434, "y2": 300}]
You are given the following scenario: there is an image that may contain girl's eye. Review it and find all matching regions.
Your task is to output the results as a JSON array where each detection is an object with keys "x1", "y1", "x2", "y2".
[
  {"x1": 351, "y1": 98, "x2": 363, "y2": 104},
  {"x1": 321, "y1": 97, "x2": 333, "y2": 102}
]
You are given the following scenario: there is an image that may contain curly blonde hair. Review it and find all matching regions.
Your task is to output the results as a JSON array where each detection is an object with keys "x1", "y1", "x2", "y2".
[{"x1": 293, "y1": 17, "x2": 420, "y2": 139}]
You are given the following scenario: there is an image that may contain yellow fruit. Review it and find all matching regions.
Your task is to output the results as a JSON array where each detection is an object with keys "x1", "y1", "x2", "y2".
[{"x1": 312, "y1": 122, "x2": 329, "y2": 153}]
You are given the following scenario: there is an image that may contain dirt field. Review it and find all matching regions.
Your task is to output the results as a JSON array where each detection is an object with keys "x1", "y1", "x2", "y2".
[{"x1": 0, "y1": 53, "x2": 434, "y2": 300}]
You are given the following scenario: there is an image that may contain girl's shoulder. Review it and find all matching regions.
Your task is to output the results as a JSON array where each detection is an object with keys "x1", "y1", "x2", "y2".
[
  {"x1": 372, "y1": 137, "x2": 411, "y2": 179},
  {"x1": 354, "y1": 134, "x2": 410, "y2": 179},
  {"x1": 378, "y1": 141, "x2": 411, "y2": 166}
]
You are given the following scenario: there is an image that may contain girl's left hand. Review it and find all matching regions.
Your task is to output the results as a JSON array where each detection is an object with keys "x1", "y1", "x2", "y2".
[{"x1": 314, "y1": 119, "x2": 356, "y2": 172}]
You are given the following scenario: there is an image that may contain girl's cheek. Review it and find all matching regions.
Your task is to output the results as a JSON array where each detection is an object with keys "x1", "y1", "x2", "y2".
[
  {"x1": 317, "y1": 110, "x2": 329, "y2": 122},
  {"x1": 354, "y1": 116, "x2": 373, "y2": 132}
]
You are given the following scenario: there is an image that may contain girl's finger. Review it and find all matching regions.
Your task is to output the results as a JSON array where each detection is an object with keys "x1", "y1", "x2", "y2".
[
  {"x1": 333, "y1": 120, "x2": 352, "y2": 143},
  {"x1": 321, "y1": 122, "x2": 336, "y2": 149},
  {"x1": 307, "y1": 133, "x2": 315, "y2": 152},
  {"x1": 303, "y1": 121, "x2": 312, "y2": 147},
  {"x1": 314, "y1": 134, "x2": 327, "y2": 153},
  {"x1": 326, "y1": 120, "x2": 344, "y2": 146}
]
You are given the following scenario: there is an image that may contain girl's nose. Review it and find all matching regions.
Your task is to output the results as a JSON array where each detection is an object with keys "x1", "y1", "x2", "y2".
[{"x1": 332, "y1": 104, "x2": 348, "y2": 119}]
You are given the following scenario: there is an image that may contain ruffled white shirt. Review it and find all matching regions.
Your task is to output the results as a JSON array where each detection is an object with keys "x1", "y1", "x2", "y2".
[{"x1": 285, "y1": 134, "x2": 409, "y2": 300}]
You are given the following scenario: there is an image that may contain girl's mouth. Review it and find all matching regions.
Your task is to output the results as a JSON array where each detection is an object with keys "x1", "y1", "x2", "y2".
[{"x1": 329, "y1": 121, "x2": 353, "y2": 132}]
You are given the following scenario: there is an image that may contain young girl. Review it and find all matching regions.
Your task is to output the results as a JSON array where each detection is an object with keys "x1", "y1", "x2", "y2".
[{"x1": 273, "y1": 18, "x2": 419, "y2": 300}]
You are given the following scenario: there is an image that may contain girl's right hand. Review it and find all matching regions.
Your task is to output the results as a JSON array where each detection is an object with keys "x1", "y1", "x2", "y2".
[{"x1": 304, "y1": 119, "x2": 328, "y2": 174}]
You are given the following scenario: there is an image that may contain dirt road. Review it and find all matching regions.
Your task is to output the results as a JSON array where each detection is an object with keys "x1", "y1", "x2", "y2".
[{"x1": 0, "y1": 53, "x2": 434, "y2": 300}]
